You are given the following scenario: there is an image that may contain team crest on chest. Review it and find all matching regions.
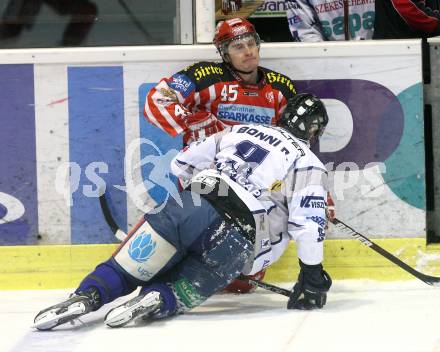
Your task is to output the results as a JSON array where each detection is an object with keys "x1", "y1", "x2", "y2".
[
  {"x1": 266, "y1": 92, "x2": 274, "y2": 103},
  {"x1": 243, "y1": 91, "x2": 259, "y2": 97}
]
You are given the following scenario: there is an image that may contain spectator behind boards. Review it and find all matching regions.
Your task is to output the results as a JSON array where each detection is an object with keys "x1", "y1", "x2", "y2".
[
  {"x1": 373, "y1": 0, "x2": 440, "y2": 39},
  {"x1": 285, "y1": 0, "x2": 375, "y2": 41},
  {"x1": 0, "y1": 0, "x2": 97, "y2": 46}
]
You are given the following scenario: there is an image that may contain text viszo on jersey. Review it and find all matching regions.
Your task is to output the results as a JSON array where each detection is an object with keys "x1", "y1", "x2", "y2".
[{"x1": 144, "y1": 61, "x2": 296, "y2": 145}]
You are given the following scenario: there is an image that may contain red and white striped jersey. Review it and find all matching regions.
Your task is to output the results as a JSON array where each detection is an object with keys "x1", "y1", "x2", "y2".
[{"x1": 144, "y1": 61, "x2": 297, "y2": 145}]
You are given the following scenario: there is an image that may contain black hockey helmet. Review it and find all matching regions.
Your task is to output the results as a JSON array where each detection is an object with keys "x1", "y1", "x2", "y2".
[{"x1": 278, "y1": 93, "x2": 328, "y2": 144}]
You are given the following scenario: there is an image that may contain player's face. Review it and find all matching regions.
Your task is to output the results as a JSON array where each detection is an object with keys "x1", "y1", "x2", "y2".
[{"x1": 226, "y1": 34, "x2": 260, "y2": 73}]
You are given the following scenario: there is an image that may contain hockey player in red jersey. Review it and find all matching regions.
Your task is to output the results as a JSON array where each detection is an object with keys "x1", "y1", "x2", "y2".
[
  {"x1": 32, "y1": 94, "x2": 332, "y2": 330},
  {"x1": 144, "y1": 17, "x2": 297, "y2": 293},
  {"x1": 144, "y1": 17, "x2": 297, "y2": 146}
]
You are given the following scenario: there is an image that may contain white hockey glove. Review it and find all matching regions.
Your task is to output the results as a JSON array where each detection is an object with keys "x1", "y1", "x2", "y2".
[{"x1": 287, "y1": 260, "x2": 332, "y2": 310}]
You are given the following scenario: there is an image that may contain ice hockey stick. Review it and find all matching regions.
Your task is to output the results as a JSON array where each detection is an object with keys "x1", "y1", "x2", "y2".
[
  {"x1": 330, "y1": 218, "x2": 440, "y2": 286},
  {"x1": 248, "y1": 219, "x2": 440, "y2": 290},
  {"x1": 99, "y1": 192, "x2": 440, "y2": 292}
]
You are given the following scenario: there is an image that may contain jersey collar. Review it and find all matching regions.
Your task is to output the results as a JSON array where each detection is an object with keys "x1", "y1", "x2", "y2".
[{"x1": 225, "y1": 63, "x2": 267, "y2": 89}]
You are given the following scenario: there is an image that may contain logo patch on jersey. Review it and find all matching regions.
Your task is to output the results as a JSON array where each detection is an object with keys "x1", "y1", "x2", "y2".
[
  {"x1": 269, "y1": 180, "x2": 283, "y2": 192},
  {"x1": 266, "y1": 71, "x2": 296, "y2": 94},
  {"x1": 300, "y1": 195, "x2": 326, "y2": 209},
  {"x1": 169, "y1": 74, "x2": 194, "y2": 98},
  {"x1": 217, "y1": 104, "x2": 275, "y2": 124},
  {"x1": 243, "y1": 91, "x2": 259, "y2": 97},
  {"x1": 317, "y1": 227, "x2": 325, "y2": 242},
  {"x1": 159, "y1": 88, "x2": 178, "y2": 102},
  {"x1": 307, "y1": 215, "x2": 326, "y2": 227},
  {"x1": 262, "y1": 259, "x2": 271, "y2": 269},
  {"x1": 266, "y1": 91, "x2": 274, "y2": 103},
  {"x1": 185, "y1": 64, "x2": 224, "y2": 81},
  {"x1": 261, "y1": 238, "x2": 271, "y2": 250},
  {"x1": 128, "y1": 231, "x2": 157, "y2": 263}
]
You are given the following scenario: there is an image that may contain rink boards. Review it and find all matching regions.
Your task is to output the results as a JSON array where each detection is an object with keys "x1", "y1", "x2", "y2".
[
  {"x1": 1, "y1": 239, "x2": 440, "y2": 289},
  {"x1": 0, "y1": 41, "x2": 431, "y2": 288},
  {"x1": 0, "y1": 40, "x2": 426, "y2": 247}
]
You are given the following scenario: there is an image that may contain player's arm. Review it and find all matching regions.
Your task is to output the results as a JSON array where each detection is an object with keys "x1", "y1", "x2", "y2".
[
  {"x1": 277, "y1": 84, "x2": 296, "y2": 118},
  {"x1": 263, "y1": 69, "x2": 297, "y2": 123},
  {"x1": 392, "y1": 0, "x2": 440, "y2": 34},
  {"x1": 144, "y1": 70, "x2": 224, "y2": 143},
  {"x1": 170, "y1": 129, "x2": 228, "y2": 183},
  {"x1": 285, "y1": 167, "x2": 332, "y2": 309},
  {"x1": 285, "y1": 0, "x2": 327, "y2": 42}
]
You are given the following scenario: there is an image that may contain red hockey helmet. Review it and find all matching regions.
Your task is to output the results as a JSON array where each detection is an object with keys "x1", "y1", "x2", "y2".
[{"x1": 213, "y1": 18, "x2": 260, "y2": 60}]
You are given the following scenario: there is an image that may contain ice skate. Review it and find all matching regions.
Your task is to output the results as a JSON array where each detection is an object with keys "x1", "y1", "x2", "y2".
[
  {"x1": 32, "y1": 288, "x2": 100, "y2": 331},
  {"x1": 104, "y1": 291, "x2": 162, "y2": 328}
]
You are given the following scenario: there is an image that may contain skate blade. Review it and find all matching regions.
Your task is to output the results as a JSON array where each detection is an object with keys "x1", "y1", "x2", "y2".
[
  {"x1": 32, "y1": 302, "x2": 86, "y2": 331},
  {"x1": 105, "y1": 291, "x2": 161, "y2": 328}
]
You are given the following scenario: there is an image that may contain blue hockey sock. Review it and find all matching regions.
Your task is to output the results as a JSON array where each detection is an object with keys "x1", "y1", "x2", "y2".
[{"x1": 76, "y1": 259, "x2": 137, "y2": 306}]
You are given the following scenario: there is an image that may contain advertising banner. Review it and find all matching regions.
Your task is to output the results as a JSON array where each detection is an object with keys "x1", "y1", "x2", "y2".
[
  {"x1": 0, "y1": 40, "x2": 425, "y2": 244},
  {"x1": 0, "y1": 64, "x2": 38, "y2": 245},
  {"x1": 250, "y1": 0, "x2": 288, "y2": 17},
  {"x1": 215, "y1": 1, "x2": 287, "y2": 19}
]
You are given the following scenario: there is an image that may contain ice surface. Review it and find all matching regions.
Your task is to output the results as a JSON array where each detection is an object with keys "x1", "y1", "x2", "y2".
[{"x1": 2, "y1": 280, "x2": 440, "y2": 352}]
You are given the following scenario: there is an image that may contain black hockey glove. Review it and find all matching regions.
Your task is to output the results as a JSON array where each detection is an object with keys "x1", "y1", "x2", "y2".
[{"x1": 287, "y1": 260, "x2": 332, "y2": 310}]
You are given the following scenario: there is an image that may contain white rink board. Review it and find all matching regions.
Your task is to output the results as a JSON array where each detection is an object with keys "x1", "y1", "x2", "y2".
[{"x1": 0, "y1": 40, "x2": 425, "y2": 244}]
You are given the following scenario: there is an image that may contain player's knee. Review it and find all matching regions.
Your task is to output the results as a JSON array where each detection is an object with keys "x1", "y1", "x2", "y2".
[
  {"x1": 202, "y1": 224, "x2": 254, "y2": 282},
  {"x1": 113, "y1": 219, "x2": 179, "y2": 283}
]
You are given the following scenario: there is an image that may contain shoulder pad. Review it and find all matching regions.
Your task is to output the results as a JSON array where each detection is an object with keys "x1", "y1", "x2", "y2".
[
  {"x1": 179, "y1": 61, "x2": 228, "y2": 90},
  {"x1": 262, "y1": 67, "x2": 297, "y2": 98}
]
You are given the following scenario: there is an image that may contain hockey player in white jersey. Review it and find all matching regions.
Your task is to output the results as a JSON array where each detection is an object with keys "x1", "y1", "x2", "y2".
[{"x1": 32, "y1": 93, "x2": 331, "y2": 330}]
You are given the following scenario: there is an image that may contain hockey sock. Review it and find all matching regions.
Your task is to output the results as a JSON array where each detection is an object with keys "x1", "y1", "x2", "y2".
[{"x1": 76, "y1": 259, "x2": 137, "y2": 305}]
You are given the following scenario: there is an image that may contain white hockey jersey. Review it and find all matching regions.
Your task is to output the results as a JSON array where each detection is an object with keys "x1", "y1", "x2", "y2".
[
  {"x1": 171, "y1": 124, "x2": 328, "y2": 274},
  {"x1": 285, "y1": 0, "x2": 375, "y2": 41}
]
